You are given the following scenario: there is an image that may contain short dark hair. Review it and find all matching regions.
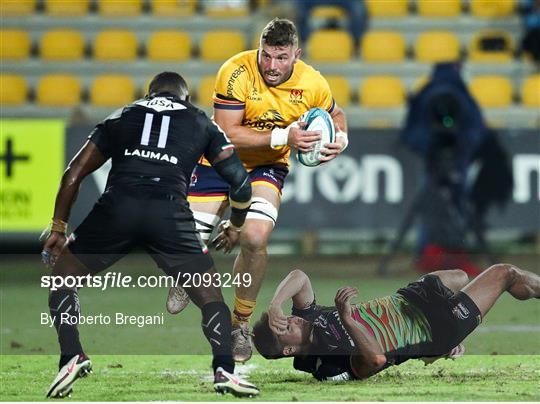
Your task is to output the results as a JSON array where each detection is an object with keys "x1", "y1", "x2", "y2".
[
  {"x1": 148, "y1": 71, "x2": 189, "y2": 100},
  {"x1": 260, "y1": 18, "x2": 298, "y2": 48},
  {"x1": 252, "y1": 312, "x2": 285, "y2": 359}
]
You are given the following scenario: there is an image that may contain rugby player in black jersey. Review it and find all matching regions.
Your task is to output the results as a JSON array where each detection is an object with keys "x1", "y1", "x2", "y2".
[
  {"x1": 41, "y1": 72, "x2": 259, "y2": 398},
  {"x1": 253, "y1": 265, "x2": 540, "y2": 381}
]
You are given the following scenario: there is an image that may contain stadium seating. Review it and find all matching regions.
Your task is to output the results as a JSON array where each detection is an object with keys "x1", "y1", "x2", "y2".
[
  {"x1": 521, "y1": 75, "x2": 540, "y2": 107},
  {"x1": 251, "y1": 33, "x2": 261, "y2": 50},
  {"x1": 45, "y1": 0, "x2": 90, "y2": 16},
  {"x1": 412, "y1": 76, "x2": 429, "y2": 93},
  {"x1": 310, "y1": 5, "x2": 346, "y2": 18},
  {"x1": 0, "y1": 0, "x2": 530, "y2": 128},
  {"x1": 197, "y1": 76, "x2": 216, "y2": 107},
  {"x1": 90, "y1": 75, "x2": 136, "y2": 107},
  {"x1": 94, "y1": 30, "x2": 138, "y2": 61},
  {"x1": 0, "y1": 0, "x2": 35, "y2": 15},
  {"x1": 469, "y1": 30, "x2": 514, "y2": 62},
  {"x1": 0, "y1": 74, "x2": 27, "y2": 105},
  {"x1": 365, "y1": 0, "x2": 408, "y2": 17},
  {"x1": 0, "y1": 30, "x2": 31, "y2": 60},
  {"x1": 200, "y1": 30, "x2": 245, "y2": 62},
  {"x1": 359, "y1": 76, "x2": 405, "y2": 107},
  {"x1": 415, "y1": 31, "x2": 460, "y2": 62},
  {"x1": 307, "y1": 29, "x2": 353, "y2": 62},
  {"x1": 205, "y1": 2, "x2": 249, "y2": 17},
  {"x1": 325, "y1": 75, "x2": 351, "y2": 107},
  {"x1": 36, "y1": 74, "x2": 81, "y2": 107},
  {"x1": 417, "y1": 0, "x2": 461, "y2": 17},
  {"x1": 470, "y1": 75, "x2": 513, "y2": 107},
  {"x1": 470, "y1": 0, "x2": 515, "y2": 17},
  {"x1": 147, "y1": 31, "x2": 191, "y2": 61},
  {"x1": 361, "y1": 31, "x2": 406, "y2": 62},
  {"x1": 40, "y1": 30, "x2": 85, "y2": 61},
  {"x1": 98, "y1": 0, "x2": 142, "y2": 16},
  {"x1": 151, "y1": 0, "x2": 196, "y2": 16}
]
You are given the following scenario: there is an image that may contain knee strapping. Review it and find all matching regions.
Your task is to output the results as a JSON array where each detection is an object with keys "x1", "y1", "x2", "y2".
[
  {"x1": 193, "y1": 211, "x2": 221, "y2": 242},
  {"x1": 246, "y1": 197, "x2": 278, "y2": 226}
]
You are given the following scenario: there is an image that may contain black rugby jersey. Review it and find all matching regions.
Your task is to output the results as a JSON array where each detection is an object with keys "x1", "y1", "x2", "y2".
[
  {"x1": 291, "y1": 295, "x2": 435, "y2": 381},
  {"x1": 292, "y1": 301, "x2": 356, "y2": 381},
  {"x1": 89, "y1": 94, "x2": 233, "y2": 203}
]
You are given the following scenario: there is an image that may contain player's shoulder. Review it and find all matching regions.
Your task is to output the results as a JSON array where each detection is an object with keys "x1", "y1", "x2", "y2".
[
  {"x1": 221, "y1": 49, "x2": 257, "y2": 67},
  {"x1": 103, "y1": 106, "x2": 125, "y2": 121},
  {"x1": 217, "y1": 49, "x2": 257, "y2": 77},
  {"x1": 294, "y1": 59, "x2": 328, "y2": 86}
]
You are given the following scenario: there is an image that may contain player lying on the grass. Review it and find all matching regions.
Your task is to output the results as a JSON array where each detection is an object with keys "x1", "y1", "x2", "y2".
[
  {"x1": 41, "y1": 72, "x2": 258, "y2": 398},
  {"x1": 253, "y1": 265, "x2": 540, "y2": 381}
]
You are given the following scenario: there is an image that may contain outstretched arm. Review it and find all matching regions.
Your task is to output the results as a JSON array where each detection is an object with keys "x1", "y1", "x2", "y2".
[
  {"x1": 214, "y1": 108, "x2": 321, "y2": 152},
  {"x1": 42, "y1": 140, "x2": 107, "y2": 267},
  {"x1": 334, "y1": 287, "x2": 387, "y2": 379},
  {"x1": 268, "y1": 270, "x2": 315, "y2": 335}
]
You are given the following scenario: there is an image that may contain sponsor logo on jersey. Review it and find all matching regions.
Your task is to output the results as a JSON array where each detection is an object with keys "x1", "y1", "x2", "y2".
[
  {"x1": 313, "y1": 315, "x2": 328, "y2": 329},
  {"x1": 452, "y1": 303, "x2": 470, "y2": 320},
  {"x1": 262, "y1": 168, "x2": 278, "y2": 182},
  {"x1": 135, "y1": 97, "x2": 187, "y2": 112},
  {"x1": 227, "y1": 65, "x2": 247, "y2": 97},
  {"x1": 243, "y1": 109, "x2": 285, "y2": 130},
  {"x1": 289, "y1": 89, "x2": 303, "y2": 104},
  {"x1": 190, "y1": 173, "x2": 198, "y2": 187},
  {"x1": 124, "y1": 148, "x2": 178, "y2": 165},
  {"x1": 247, "y1": 87, "x2": 262, "y2": 101}
]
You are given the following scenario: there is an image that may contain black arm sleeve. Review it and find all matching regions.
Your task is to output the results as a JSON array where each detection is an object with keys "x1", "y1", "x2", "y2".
[{"x1": 213, "y1": 153, "x2": 252, "y2": 227}]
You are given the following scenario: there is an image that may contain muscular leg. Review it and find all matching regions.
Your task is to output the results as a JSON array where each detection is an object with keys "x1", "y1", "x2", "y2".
[
  {"x1": 232, "y1": 185, "x2": 280, "y2": 322},
  {"x1": 428, "y1": 269, "x2": 470, "y2": 293},
  {"x1": 166, "y1": 200, "x2": 227, "y2": 314},
  {"x1": 184, "y1": 267, "x2": 234, "y2": 374},
  {"x1": 49, "y1": 246, "x2": 92, "y2": 368},
  {"x1": 461, "y1": 263, "x2": 540, "y2": 317}
]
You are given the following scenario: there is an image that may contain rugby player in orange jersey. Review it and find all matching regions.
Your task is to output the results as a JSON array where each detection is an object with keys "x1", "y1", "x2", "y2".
[{"x1": 166, "y1": 18, "x2": 349, "y2": 363}]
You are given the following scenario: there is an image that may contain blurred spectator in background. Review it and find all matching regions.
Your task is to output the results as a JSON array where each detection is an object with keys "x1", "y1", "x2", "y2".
[
  {"x1": 520, "y1": 0, "x2": 540, "y2": 64},
  {"x1": 294, "y1": 0, "x2": 368, "y2": 45},
  {"x1": 202, "y1": 0, "x2": 249, "y2": 13},
  {"x1": 400, "y1": 63, "x2": 512, "y2": 276}
]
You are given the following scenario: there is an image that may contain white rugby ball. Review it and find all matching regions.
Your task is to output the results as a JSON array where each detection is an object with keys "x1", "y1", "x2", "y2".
[{"x1": 296, "y1": 107, "x2": 335, "y2": 167}]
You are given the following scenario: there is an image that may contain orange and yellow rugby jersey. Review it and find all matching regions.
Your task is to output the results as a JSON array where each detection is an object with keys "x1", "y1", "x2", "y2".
[{"x1": 211, "y1": 50, "x2": 335, "y2": 170}]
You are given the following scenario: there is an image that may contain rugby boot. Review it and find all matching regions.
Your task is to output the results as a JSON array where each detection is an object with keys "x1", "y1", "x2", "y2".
[
  {"x1": 213, "y1": 367, "x2": 259, "y2": 397},
  {"x1": 166, "y1": 286, "x2": 190, "y2": 314},
  {"x1": 46, "y1": 354, "x2": 92, "y2": 398},
  {"x1": 231, "y1": 322, "x2": 253, "y2": 363}
]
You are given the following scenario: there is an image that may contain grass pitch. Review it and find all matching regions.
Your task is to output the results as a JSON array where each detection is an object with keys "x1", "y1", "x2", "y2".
[
  {"x1": 1, "y1": 355, "x2": 539, "y2": 401},
  {"x1": 1, "y1": 254, "x2": 539, "y2": 401}
]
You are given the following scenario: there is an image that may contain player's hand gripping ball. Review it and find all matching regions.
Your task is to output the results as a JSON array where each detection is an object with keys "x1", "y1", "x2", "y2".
[{"x1": 296, "y1": 107, "x2": 335, "y2": 167}]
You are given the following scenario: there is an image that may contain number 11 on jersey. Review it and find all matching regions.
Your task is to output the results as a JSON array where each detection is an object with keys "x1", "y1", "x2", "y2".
[{"x1": 140, "y1": 113, "x2": 170, "y2": 149}]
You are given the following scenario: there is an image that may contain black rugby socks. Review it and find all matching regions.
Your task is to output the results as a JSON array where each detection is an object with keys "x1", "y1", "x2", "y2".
[
  {"x1": 201, "y1": 301, "x2": 235, "y2": 374},
  {"x1": 49, "y1": 289, "x2": 85, "y2": 368}
]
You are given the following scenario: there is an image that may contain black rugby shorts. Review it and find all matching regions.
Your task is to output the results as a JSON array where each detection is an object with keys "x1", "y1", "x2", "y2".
[{"x1": 69, "y1": 189, "x2": 213, "y2": 276}]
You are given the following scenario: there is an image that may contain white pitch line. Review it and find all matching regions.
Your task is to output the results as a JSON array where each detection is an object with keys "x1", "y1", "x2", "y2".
[{"x1": 476, "y1": 324, "x2": 540, "y2": 333}]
